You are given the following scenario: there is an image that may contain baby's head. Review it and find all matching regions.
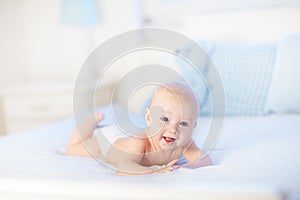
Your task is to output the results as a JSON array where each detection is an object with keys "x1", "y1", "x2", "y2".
[{"x1": 145, "y1": 82, "x2": 199, "y2": 150}]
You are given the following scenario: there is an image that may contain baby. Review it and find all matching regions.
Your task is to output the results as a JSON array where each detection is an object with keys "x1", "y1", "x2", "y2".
[{"x1": 66, "y1": 82, "x2": 211, "y2": 175}]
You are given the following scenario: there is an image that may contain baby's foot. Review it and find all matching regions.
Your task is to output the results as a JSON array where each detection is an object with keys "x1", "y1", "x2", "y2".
[{"x1": 77, "y1": 112, "x2": 105, "y2": 136}]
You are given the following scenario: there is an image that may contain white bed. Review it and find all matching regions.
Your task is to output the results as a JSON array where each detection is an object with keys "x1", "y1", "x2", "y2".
[
  {"x1": 1, "y1": 1, "x2": 300, "y2": 199},
  {"x1": 0, "y1": 104, "x2": 299, "y2": 199},
  {"x1": 1, "y1": 29, "x2": 300, "y2": 200}
]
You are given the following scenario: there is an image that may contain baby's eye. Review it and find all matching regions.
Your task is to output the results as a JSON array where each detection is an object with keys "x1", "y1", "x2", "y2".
[
  {"x1": 179, "y1": 121, "x2": 189, "y2": 127},
  {"x1": 161, "y1": 117, "x2": 169, "y2": 122}
]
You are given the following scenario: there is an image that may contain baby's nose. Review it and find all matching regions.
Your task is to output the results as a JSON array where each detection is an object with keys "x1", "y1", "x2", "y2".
[{"x1": 167, "y1": 122, "x2": 179, "y2": 133}]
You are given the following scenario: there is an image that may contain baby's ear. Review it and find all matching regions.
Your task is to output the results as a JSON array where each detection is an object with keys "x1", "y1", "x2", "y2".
[
  {"x1": 193, "y1": 122, "x2": 198, "y2": 128},
  {"x1": 145, "y1": 108, "x2": 151, "y2": 125}
]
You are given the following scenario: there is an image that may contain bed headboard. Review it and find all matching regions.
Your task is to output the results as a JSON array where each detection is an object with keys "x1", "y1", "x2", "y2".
[{"x1": 139, "y1": 0, "x2": 300, "y2": 42}]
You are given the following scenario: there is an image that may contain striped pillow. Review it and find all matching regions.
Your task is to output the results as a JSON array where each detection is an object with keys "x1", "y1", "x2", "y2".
[
  {"x1": 176, "y1": 40, "x2": 215, "y2": 110},
  {"x1": 201, "y1": 43, "x2": 277, "y2": 115}
]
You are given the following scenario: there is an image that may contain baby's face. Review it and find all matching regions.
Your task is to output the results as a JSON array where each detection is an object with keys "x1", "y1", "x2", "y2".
[{"x1": 145, "y1": 90, "x2": 198, "y2": 151}]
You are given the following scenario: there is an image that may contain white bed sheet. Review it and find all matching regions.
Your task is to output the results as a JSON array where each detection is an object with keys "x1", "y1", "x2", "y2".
[{"x1": 0, "y1": 105, "x2": 299, "y2": 199}]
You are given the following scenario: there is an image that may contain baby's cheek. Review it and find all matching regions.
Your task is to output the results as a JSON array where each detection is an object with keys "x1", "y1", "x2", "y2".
[
  {"x1": 148, "y1": 121, "x2": 164, "y2": 137},
  {"x1": 178, "y1": 126, "x2": 193, "y2": 134},
  {"x1": 179, "y1": 129, "x2": 193, "y2": 140}
]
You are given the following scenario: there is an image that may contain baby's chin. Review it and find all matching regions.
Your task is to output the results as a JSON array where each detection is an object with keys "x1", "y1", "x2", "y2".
[{"x1": 158, "y1": 138, "x2": 182, "y2": 151}]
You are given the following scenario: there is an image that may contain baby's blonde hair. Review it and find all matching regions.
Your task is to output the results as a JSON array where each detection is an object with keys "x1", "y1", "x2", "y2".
[{"x1": 151, "y1": 82, "x2": 200, "y2": 115}]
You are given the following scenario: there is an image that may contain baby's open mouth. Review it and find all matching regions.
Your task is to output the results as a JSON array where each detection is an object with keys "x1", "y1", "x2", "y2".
[{"x1": 163, "y1": 136, "x2": 176, "y2": 143}]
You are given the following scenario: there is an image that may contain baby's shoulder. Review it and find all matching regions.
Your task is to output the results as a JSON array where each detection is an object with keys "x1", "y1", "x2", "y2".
[{"x1": 114, "y1": 130, "x2": 148, "y2": 153}]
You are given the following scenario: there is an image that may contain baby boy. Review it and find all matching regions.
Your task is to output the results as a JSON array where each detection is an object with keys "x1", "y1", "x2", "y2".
[{"x1": 66, "y1": 82, "x2": 211, "y2": 175}]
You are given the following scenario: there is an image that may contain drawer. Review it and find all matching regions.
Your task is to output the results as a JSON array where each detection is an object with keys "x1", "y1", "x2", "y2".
[{"x1": 3, "y1": 95, "x2": 73, "y2": 121}]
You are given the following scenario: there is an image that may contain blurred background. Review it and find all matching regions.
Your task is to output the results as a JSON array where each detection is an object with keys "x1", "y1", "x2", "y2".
[{"x1": 0, "y1": 0, "x2": 299, "y2": 134}]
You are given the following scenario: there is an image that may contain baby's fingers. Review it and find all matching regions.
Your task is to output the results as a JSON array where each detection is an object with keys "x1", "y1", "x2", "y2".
[
  {"x1": 167, "y1": 159, "x2": 180, "y2": 167},
  {"x1": 154, "y1": 166, "x2": 177, "y2": 174}
]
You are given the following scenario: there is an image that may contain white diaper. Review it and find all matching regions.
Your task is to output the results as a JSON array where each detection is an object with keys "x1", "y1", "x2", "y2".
[{"x1": 93, "y1": 125, "x2": 127, "y2": 159}]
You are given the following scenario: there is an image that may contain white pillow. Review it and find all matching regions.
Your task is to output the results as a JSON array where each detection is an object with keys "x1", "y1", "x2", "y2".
[{"x1": 265, "y1": 33, "x2": 300, "y2": 113}]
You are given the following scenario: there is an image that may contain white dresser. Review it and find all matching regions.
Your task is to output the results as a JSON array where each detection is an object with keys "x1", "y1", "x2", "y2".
[
  {"x1": 0, "y1": 85, "x2": 74, "y2": 135},
  {"x1": 0, "y1": 83, "x2": 113, "y2": 135}
]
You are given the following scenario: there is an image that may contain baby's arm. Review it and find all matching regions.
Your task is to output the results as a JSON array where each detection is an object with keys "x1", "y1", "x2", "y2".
[
  {"x1": 66, "y1": 113, "x2": 104, "y2": 157},
  {"x1": 182, "y1": 141, "x2": 212, "y2": 169},
  {"x1": 118, "y1": 159, "x2": 179, "y2": 176},
  {"x1": 112, "y1": 137, "x2": 178, "y2": 176}
]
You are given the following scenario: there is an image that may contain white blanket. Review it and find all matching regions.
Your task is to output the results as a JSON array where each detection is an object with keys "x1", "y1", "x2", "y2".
[{"x1": 0, "y1": 105, "x2": 299, "y2": 199}]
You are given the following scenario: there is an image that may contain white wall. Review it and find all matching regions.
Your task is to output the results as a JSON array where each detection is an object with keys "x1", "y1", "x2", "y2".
[
  {"x1": 0, "y1": 0, "x2": 138, "y2": 87},
  {"x1": 1, "y1": 0, "x2": 300, "y2": 88},
  {"x1": 0, "y1": 0, "x2": 29, "y2": 86}
]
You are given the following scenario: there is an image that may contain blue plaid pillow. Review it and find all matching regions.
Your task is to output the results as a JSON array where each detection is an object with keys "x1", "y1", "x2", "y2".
[
  {"x1": 176, "y1": 40, "x2": 215, "y2": 109},
  {"x1": 201, "y1": 43, "x2": 277, "y2": 115}
]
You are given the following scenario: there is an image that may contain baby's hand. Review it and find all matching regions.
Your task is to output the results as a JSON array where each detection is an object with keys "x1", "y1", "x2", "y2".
[{"x1": 152, "y1": 159, "x2": 180, "y2": 174}]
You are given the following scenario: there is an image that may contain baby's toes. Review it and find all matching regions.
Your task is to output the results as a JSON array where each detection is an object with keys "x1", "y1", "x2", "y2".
[{"x1": 95, "y1": 112, "x2": 105, "y2": 121}]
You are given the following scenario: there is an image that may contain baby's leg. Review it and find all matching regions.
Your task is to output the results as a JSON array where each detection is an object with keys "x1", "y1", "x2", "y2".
[
  {"x1": 76, "y1": 113, "x2": 104, "y2": 140},
  {"x1": 66, "y1": 112, "x2": 104, "y2": 157}
]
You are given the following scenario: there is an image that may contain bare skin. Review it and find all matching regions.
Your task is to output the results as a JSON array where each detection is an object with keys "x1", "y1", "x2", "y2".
[{"x1": 66, "y1": 82, "x2": 212, "y2": 176}]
